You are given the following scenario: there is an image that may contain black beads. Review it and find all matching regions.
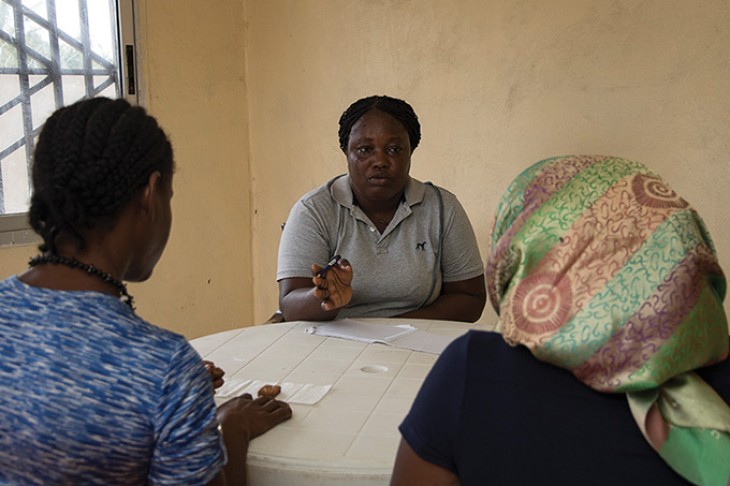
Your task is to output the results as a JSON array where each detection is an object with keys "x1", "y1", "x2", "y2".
[{"x1": 29, "y1": 254, "x2": 135, "y2": 310}]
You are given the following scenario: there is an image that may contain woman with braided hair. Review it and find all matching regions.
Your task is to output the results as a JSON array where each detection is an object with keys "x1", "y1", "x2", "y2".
[
  {"x1": 0, "y1": 97, "x2": 291, "y2": 485},
  {"x1": 392, "y1": 156, "x2": 730, "y2": 485},
  {"x1": 277, "y1": 95, "x2": 486, "y2": 322}
]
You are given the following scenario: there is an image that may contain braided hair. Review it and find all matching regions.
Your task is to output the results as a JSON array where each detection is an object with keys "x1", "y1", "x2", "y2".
[
  {"x1": 337, "y1": 95, "x2": 421, "y2": 153},
  {"x1": 29, "y1": 97, "x2": 174, "y2": 254}
]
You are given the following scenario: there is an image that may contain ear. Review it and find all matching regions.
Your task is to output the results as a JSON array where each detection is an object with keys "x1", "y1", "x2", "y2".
[{"x1": 138, "y1": 171, "x2": 163, "y2": 217}]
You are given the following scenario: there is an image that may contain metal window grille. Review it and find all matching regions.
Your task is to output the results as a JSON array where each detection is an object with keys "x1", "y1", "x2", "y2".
[{"x1": 0, "y1": 0, "x2": 125, "y2": 217}]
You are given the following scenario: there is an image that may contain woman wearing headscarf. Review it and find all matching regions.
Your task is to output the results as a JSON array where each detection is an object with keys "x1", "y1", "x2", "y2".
[{"x1": 392, "y1": 155, "x2": 730, "y2": 485}]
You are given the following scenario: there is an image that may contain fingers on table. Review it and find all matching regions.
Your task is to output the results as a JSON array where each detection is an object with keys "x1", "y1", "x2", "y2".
[{"x1": 251, "y1": 396, "x2": 293, "y2": 418}]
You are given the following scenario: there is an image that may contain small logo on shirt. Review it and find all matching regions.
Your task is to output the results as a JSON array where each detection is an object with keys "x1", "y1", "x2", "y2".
[{"x1": 416, "y1": 242, "x2": 427, "y2": 251}]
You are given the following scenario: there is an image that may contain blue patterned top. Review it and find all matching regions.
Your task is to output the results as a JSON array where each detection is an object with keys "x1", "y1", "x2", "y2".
[{"x1": 0, "y1": 276, "x2": 225, "y2": 485}]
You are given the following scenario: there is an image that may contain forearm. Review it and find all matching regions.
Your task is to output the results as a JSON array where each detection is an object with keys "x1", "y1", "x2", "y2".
[
  {"x1": 212, "y1": 395, "x2": 292, "y2": 486},
  {"x1": 280, "y1": 287, "x2": 341, "y2": 322},
  {"x1": 214, "y1": 421, "x2": 250, "y2": 486},
  {"x1": 205, "y1": 424, "x2": 248, "y2": 486},
  {"x1": 398, "y1": 292, "x2": 486, "y2": 323},
  {"x1": 221, "y1": 430, "x2": 249, "y2": 486}
]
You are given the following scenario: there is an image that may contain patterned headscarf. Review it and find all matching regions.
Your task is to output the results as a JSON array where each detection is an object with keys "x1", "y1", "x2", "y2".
[{"x1": 486, "y1": 155, "x2": 730, "y2": 485}]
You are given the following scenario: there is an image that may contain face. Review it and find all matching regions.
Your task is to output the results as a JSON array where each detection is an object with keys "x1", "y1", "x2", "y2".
[
  {"x1": 346, "y1": 109, "x2": 411, "y2": 206},
  {"x1": 126, "y1": 172, "x2": 174, "y2": 282},
  {"x1": 151, "y1": 174, "x2": 173, "y2": 269}
]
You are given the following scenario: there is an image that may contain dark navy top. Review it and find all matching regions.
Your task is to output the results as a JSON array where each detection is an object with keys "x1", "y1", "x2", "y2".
[{"x1": 399, "y1": 330, "x2": 730, "y2": 485}]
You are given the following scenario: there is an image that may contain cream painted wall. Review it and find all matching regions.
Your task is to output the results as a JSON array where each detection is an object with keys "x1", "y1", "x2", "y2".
[
  {"x1": 0, "y1": 245, "x2": 36, "y2": 280},
  {"x1": 1, "y1": 0, "x2": 728, "y2": 337},
  {"x1": 0, "y1": 1, "x2": 253, "y2": 340},
  {"x1": 247, "y1": 0, "x2": 730, "y2": 326},
  {"x1": 130, "y1": 0, "x2": 253, "y2": 338}
]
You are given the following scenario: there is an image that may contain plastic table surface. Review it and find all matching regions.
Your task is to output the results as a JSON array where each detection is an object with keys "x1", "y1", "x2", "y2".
[{"x1": 190, "y1": 318, "x2": 491, "y2": 486}]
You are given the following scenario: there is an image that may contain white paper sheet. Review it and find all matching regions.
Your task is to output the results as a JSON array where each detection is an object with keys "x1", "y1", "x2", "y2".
[
  {"x1": 389, "y1": 331, "x2": 454, "y2": 354},
  {"x1": 305, "y1": 319, "x2": 455, "y2": 354},
  {"x1": 216, "y1": 379, "x2": 332, "y2": 405},
  {"x1": 305, "y1": 319, "x2": 416, "y2": 344}
]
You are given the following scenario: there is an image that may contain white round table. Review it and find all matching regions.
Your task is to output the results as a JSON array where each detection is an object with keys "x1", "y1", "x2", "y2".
[{"x1": 190, "y1": 318, "x2": 490, "y2": 486}]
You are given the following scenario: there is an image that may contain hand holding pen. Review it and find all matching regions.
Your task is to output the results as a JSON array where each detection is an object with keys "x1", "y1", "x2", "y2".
[{"x1": 311, "y1": 255, "x2": 353, "y2": 312}]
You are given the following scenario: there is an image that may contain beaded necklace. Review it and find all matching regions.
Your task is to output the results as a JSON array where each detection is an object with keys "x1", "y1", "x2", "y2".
[{"x1": 29, "y1": 254, "x2": 135, "y2": 310}]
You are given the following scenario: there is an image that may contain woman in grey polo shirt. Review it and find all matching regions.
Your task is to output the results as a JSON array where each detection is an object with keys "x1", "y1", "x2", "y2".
[{"x1": 277, "y1": 95, "x2": 486, "y2": 323}]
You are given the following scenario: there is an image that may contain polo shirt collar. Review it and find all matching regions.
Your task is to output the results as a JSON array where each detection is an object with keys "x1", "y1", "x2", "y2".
[{"x1": 329, "y1": 174, "x2": 425, "y2": 209}]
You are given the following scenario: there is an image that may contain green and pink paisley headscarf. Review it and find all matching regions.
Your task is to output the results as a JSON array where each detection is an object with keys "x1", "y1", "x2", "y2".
[{"x1": 486, "y1": 155, "x2": 730, "y2": 485}]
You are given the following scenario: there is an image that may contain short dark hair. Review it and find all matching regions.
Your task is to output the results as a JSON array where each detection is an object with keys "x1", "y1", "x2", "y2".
[
  {"x1": 338, "y1": 95, "x2": 421, "y2": 153},
  {"x1": 29, "y1": 97, "x2": 174, "y2": 254}
]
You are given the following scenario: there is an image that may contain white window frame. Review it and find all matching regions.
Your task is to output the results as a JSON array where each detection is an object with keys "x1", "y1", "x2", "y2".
[{"x1": 0, "y1": 0, "x2": 138, "y2": 247}]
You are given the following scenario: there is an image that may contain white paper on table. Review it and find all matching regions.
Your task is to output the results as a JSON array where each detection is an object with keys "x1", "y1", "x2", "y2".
[
  {"x1": 305, "y1": 318, "x2": 416, "y2": 344},
  {"x1": 216, "y1": 379, "x2": 332, "y2": 405},
  {"x1": 389, "y1": 331, "x2": 455, "y2": 354},
  {"x1": 305, "y1": 318, "x2": 455, "y2": 354}
]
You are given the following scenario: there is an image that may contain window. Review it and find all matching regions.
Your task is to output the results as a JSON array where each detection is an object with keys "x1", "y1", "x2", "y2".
[{"x1": 0, "y1": 0, "x2": 137, "y2": 247}]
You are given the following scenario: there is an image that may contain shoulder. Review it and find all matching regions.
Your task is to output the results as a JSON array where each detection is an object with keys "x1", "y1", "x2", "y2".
[
  {"x1": 425, "y1": 182, "x2": 458, "y2": 200},
  {"x1": 0, "y1": 275, "x2": 29, "y2": 302},
  {"x1": 296, "y1": 175, "x2": 347, "y2": 206},
  {"x1": 1, "y1": 274, "x2": 191, "y2": 365},
  {"x1": 420, "y1": 181, "x2": 459, "y2": 201},
  {"x1": 433, "y1": 331, "x2": 507, "y2": 380},
  {"x1": 403, "y1": 179, "x2": 455, "y2": 210},
  {"x1": 443, "y1": 330, "x2": 513, "y2": 364},
  {"x1": 287, "y1": 175, "x2": 349, "y2": 220},
  {"x1": 443, "y1": 331, "x2": 571, "y2": 387},
  {"x1": 130, "y1": 316, "x2": 193, "y2": 360},
  {"x1": 297, "y1": 182, "x2": 331, "y2": 204},
  {"x1": 416, "y1": 182, "x2": 466, "y2": 215}
]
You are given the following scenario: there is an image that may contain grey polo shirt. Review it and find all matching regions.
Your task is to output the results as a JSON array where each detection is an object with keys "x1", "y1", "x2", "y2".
[{"x1": 277, "y1": 175, "x2": 484, "y2": 318}]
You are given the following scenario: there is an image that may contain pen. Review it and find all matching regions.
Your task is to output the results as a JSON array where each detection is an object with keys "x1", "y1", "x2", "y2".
[{"x1": 317, "y1": 255, "x2": 341, "y2": 277}]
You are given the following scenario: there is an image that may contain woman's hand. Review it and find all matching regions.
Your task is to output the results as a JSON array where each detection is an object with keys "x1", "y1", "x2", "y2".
[
  {"x1": 311, "y1": 258, "x2": 353, "y2": 311},
  {"x1": 212, "y1": 394, "x2": 292, "y2": 485},
  {"x1": 217, "y1": 393, "x2": 293, "y2": 440},
  {"x1": 203, "y1": 360, "x2": 225, "y2": 389},
  {"x1": 278, "y1": 258, "x2": 354, "y2": 322}
]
